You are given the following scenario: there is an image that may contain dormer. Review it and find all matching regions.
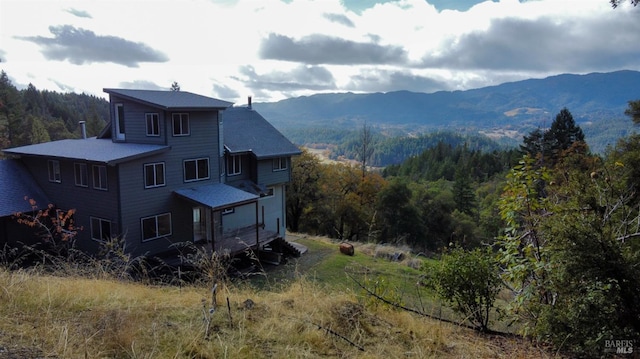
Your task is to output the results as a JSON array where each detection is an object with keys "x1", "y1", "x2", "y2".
[{"x1": 101, "y1": 89, "x2": 232, "y2": 145}]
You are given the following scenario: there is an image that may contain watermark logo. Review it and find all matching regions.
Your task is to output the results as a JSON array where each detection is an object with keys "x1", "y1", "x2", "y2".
[{"x1": 604, "y1": 339, "x2": 635, "y2": 355}]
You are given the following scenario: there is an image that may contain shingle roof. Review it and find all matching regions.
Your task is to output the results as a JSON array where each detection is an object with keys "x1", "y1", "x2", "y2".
[
  {"x1": 223, "y1": 106, "x2": 301, "y2": 159},
  {"x1": 0, "y1": 159, "x2": 50, "y2": 217},
  {"x1": 2, "y1": 138, "x2": 170, "y2": 165},
  {"x1": 103, "y1": 89, "x2": 233, "y2": 110},
  {"x1": 174, "y1": 183, "x2": 258, "y2": 210}
]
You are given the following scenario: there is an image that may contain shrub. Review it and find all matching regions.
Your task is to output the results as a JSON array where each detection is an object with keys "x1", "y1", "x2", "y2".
[{"x1": 424, "y1": 247, "x2": 502, "y2": 331}]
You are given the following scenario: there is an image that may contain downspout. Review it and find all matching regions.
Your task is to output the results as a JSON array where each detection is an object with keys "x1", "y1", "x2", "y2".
[{"x1": 255, "y1": 201, "x2": 259, "y2": 248}]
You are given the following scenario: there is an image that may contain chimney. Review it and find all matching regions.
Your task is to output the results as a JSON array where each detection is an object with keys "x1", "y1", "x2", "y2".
[
  {"x1": 248, "y1": 96, "x2": 252, "y2": 110},
  {"x1": 79, "y1": 121, "x2": 87, "y2": 139}
]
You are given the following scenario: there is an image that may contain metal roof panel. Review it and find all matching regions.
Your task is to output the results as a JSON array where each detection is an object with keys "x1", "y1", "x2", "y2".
[
  {"x1": 103, "y1": 89, "x2": 233, "y2": 110},
  {"x1": 3, "y1": 138, "x2": 170, "y2": 165}
]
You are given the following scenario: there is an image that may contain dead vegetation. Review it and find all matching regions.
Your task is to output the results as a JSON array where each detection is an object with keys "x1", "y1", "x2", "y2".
[{"x1": 0, "y1": 236, "x2": 559, "y2": 358}]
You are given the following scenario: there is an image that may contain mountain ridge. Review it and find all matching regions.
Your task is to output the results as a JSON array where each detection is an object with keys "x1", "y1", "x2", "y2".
[{"x1": 253, "y1": 70, "x2": 640, "y2": 152}]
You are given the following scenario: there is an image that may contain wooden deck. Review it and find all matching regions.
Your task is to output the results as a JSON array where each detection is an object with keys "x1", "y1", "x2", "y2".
[{"x1": 214, "y1": 225, "x2": 279, "y2": 256}]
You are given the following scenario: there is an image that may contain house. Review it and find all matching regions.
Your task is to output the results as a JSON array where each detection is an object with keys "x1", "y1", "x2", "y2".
[{"x1": 0, "y1": 89, "x2": 301, "y2": 260}]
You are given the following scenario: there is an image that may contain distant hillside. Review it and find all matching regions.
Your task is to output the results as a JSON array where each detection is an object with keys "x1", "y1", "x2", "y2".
[{"x1": 254, "y1": 70, "x2": 640, "y2": 153}]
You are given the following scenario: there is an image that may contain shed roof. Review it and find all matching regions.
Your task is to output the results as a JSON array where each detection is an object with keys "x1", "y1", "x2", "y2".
[
  {"x1": 0, "y1": 159, "x2": 51, "y2": 217},
  {"x1": 2, "y1": 138, "x2": 169, "y2": 165},
  {"x1": 103, "y1": 89, "x2": 233, "y2": 110},
  {"x1": 223, "y1": 106, "x2": 301, "y2": 159},
  {"x1": 174, "y1": 183, "x2": 258, "y2": 211}
]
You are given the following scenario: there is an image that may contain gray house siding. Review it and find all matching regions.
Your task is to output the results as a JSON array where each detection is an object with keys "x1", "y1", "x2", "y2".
[
  {"x1": 256, "y1": 158, "x2": 291, "y2": 186},
  {"x1": 259, "y1": 184, "x2": 286, "y2": 235},
  {"x1": 115, "y1": 111, "x2": 222, "y2": 256},
  {"x1": 225, "y1": 154, "x2": 255, "y2": 184},
  {"x1": 108, "y1": 97, "x2": 168, "y2": 145},
  {"x1": 19, "y1": 156, "x2": 119, "y2": 253}
]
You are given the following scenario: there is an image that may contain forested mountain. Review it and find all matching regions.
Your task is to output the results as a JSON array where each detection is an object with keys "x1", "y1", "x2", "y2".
[
  {"x1": 256, "y1": 70, "x2": 640, "y2": 153},
  {"x1": 0, "y1": 71, "x2": 109, "y2": 151}
]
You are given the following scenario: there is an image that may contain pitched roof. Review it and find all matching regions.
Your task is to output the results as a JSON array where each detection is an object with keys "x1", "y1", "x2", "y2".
[
  {"x1": 174, "y1": 183, "x2": 258, "y2": 211},
  {"x1": 3, "y1": 138, "x2": 169, "y2": 165},
  {"x1": 103, "y1": 89, "x2": 233, "y2": 110},
  {"x1": 223, "y1": 106, "x2": 301, "y2": 159},
  {"x1": 0, "y1": 159, "x2": 50, "y2": 217}
]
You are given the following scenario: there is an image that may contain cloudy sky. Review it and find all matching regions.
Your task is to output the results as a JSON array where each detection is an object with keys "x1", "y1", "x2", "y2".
[{"x1": 1, "y1": 0, "x2": 639, "y2": 104}]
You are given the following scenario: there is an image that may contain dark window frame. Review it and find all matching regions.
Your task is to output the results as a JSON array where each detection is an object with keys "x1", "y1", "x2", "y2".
[
  {"x1": 74, "y1": 162, "x2": 88, "y2": 187},
  {"x1": 227, "y1": 155, "x2": 242, "y2": 176},
  {"x1": 144, "y1": 162, "x2": 166, "y2": 188},
  {"x1": 90, "y1": 217, "x2": 112, "y2": 241},
  {"x1": 141, "y1": 213, "x2": 172, "y2": 242},
  {"x1": 145, "y1": 113, "x2": 160, "y2": 136},
  {"x1": 172, "y1": 113, "x2": 190, "y2": 136},
  {"x1": 92, "y1": 165, "x2": 108, "y2": 191},
  {"x1": 272, "y1": 157, "x2": 287, "y2": 171},
  {"x1": 48, "y1": 160, "x2": 61, "y2": 183},
  {"x1": 183, "y1": 157, "x2": 210, "y2": 182}
]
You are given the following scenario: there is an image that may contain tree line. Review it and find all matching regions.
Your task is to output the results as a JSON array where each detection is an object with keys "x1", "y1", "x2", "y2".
[
  {"x1": 286, "y1": 103, "x2": 640, "y2": 356},
  {"x1": 0, "y1": 71, "x2": 109, "y2": 152}
]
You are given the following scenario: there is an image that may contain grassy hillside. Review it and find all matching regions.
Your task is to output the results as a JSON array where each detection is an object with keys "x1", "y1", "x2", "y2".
[{"x1": 0, "y1": 236, "x2": 556, "y2": 358}]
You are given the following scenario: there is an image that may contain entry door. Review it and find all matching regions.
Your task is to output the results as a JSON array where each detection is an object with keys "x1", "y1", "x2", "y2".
[{"x1": 192, "y1": 206, "x2": 211, "y2": 242}]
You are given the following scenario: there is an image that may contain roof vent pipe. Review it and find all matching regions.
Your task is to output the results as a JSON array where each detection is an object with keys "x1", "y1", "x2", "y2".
[
  {"x1": 79, "y1": 121, "x2": 87, "y2": 139},
  {"x1": 248, "y1": 96, "x2": 252, "y2": 110}
]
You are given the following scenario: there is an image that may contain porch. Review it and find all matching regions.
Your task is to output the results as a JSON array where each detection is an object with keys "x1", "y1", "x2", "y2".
[{"x1": 213, "y1": 225, "x2": 280, "y2": 256}]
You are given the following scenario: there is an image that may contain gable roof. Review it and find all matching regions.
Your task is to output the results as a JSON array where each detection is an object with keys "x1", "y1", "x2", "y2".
[
  {"x1": 103, "y1": 89, "x2": 233, "y2": 110},
  {"x1": 223, "y1": 106, "x2": 301, "y2": 159},
  {"x1": 3, "y1": 138, "x2": 170, "y2": 165},
  {"x1": 0, "y1": 159, "x2": 50, "y2": 217}
]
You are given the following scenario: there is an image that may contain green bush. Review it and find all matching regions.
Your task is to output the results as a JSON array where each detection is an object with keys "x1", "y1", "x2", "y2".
[{"x1": 424, "y1": 247, "x2": 502, "y2": 331}]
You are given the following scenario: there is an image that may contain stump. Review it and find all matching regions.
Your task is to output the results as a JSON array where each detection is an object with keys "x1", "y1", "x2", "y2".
[{"x1": 339, "y1": 242, "x2": 355, "y2": 256}]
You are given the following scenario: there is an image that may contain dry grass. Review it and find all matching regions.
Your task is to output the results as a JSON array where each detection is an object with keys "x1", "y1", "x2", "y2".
[{"x1": 0, "y1": 268, "x2": 558, "y2": 358}]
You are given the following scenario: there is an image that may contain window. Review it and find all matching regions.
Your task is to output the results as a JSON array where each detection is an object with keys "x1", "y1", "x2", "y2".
[
  {"x1": 90, "y1": 217, "x2": 111, "y2": 241},
  {"x1": 227, "y1": 155, "x2": 241, "y2": 176},
  {"x1": 222, "y1": 207, "x2": 234, "y2": 215},
  {"x1": 92, "y1": 165, "x2": 108, "y2": 190},
  {"x1": 142, "y1": 213, "x2": 172, "y2": 241},
  {"x1": 48, "y1": 160, "x2": 61, "y2": 183},
  {"x1": 184, "y1": 158, "x2": 209, "y2": 182},
  {"x1": 273, "y1": 157, "x2": 287, "y2": 171},
  {"x1": 144, "y1": 162, "x2": 165, "y2": 188},
  {"x1": 261, "y1": 187, "x2": 275, "y2": 198},
  {"x1": 146, "y1": 113, "x2": 160, "y2": 136},
  {"x1": 74, "y1": 163, "x2": 88, "y2": 187},
  {"x1": 115, "y1": 103, "x2": 125, "y2": 140},
  {"x1": 172, "y1": 113, "x2": 189, "y2": 136}
]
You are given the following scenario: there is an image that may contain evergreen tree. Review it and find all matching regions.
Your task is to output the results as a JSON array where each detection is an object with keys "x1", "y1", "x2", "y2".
[
  {"x1": 453, "y1": 165, "x2": 476, "y2": 216},
  {"x1": 26, "y1": 115, "x2": 50, "y2": 144},
  {"x1": 0, "y1": 70, "x2": 26, "y2": 147},
  {"x1": 543, "y1": 108, "x2": 585, "y2": 163},
  {"x1": 521, "y1": 108, "x2": 585, "y2": 167},
  {"x1": 624, "y1": 99, "x2": 640, "y2": 124}
]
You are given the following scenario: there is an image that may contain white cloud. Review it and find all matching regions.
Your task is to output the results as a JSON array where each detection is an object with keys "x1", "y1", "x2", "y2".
[{"x1": 0, "y1": 0, "x2": 638, "y2": 103}]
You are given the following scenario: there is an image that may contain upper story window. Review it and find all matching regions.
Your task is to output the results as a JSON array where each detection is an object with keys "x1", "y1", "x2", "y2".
[
  {"x1": 184, "y1": 158, "x2": 209, "y2": 182},
  {"x1": 172, "y1": 113, "x2": 190, "y2": 136},
  {"x1": 92, "y1": 165, "x2": 108, "y2": 190},
  {"x1": 48, "y1": 160, "x2": 61, "y2": 183},
  {"x1": 144, "y1": 162, "x2": 165, "y2": 188},
  {"x1": 273, "y1": 157, "x2": 287, "y2": 171},
  {"x1": 74, "y1": 163, "x2": 88, "y2": 187},
  {"x1": 227, "y1": 155, "x2": 241, "y2": 176},
  {"x1": 146, "y1": 113, "x2": 160, "y2": 136},
  {"x1": 141, "y1": 213, "x2": 172, "y2": 241},
  {"x1": 115, "y1": 103, "x2": 125, "y2": 140}
]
